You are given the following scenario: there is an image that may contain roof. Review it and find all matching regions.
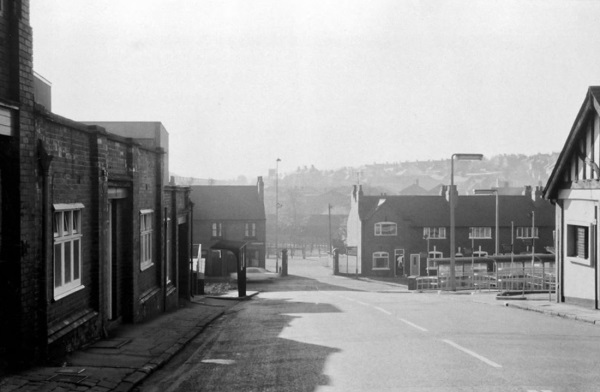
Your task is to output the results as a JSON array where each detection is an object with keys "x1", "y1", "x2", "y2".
[
  {"x1": 190, "y1": 185, "x2": 265, "y2": 221},
  {"x1": 544, "y1": 86, "x2": 600, "y2": 199},
  {"x1": 358, "y1": 194, "x2": 554, "y2": 228}
]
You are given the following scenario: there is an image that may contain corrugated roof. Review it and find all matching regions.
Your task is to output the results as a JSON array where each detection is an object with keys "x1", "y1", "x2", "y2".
[{"x1": 190, "y1": 185, "x2": 265, "y2": 221}]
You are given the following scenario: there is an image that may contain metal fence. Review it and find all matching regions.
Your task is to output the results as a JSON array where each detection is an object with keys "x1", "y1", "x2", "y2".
[{"x1": 416, "y1": 254, "x2": 555, "y2": 293}]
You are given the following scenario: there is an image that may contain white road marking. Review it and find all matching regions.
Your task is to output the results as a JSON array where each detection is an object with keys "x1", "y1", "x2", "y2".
[
  {"x1": 356, "y1": 301, "x2": 370, "y2": 306},
  {"x1": 397, "y1": 318, "x2": 428, "y2": 332},
  {"x1": 374, "y1": 306, "x2": 392, "y2": 315},
  {"x1": 442, "y1": 339, "x2": 502, "y2": 368},
  {"x1": 201, "y1": 359, "x2": 235, "y2": 365}
]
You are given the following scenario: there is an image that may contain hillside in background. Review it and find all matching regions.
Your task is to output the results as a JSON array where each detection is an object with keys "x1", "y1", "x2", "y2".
[{"x1": 173, "y1": 152, "x2": 560, "y2": 250}]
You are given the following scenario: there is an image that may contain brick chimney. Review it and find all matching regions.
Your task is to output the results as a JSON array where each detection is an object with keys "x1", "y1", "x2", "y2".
[
  {"x1": 257, "y1": 176, "x2": 264, "y2": 201},
  {"x1": 523, "y1": 185, "x2": 532, "y2": 199}
]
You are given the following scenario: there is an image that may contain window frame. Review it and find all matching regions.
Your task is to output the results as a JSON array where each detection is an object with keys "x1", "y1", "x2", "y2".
[
  {"x1": 245, "y1": 222, "x2": 257, "y2": 238},
  {"x1": 374, "y1": 222, "x2": 397, "y2": 236},
  {"x1": 53, "y1": 204, "x2": 85, "y2": 300},
  {"x1": 469, "y1": 227, "x2": 492, "y2": 239},
  {"x1": 372, "y1": 251, "x2": 390, "y2": 270},
  {"x1": 423, "y1": 227, "x2": 446, "y2": 239},
  {"x1": 516, "y1": 226, "x2": 539, "y2": 239},
  {"x1": 566, "y1": 224, "x2": 590, "y2": 263},
  {"x1": 140, "y1": 209, "x2": 154, "y2": 271},
  {"x1": 211, "y1": 222, "x2": 223, "y2": 238}
]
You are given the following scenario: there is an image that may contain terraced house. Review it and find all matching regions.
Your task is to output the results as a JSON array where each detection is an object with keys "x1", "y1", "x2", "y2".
[
  {"x1": 346, "y1": 184, "x2": 554, "y2": 278},
  {"x1": 0, "y1": 0, "x2": 193, "y2": 369}
]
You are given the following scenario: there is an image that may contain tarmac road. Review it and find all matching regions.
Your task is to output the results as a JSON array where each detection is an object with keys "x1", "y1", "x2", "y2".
[{"x1": 136, "y1": 257, "x2": 600, "y2": 392}]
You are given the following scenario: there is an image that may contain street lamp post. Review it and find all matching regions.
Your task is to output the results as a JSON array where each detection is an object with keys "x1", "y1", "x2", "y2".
[
  {"x1": 275, "y1": 158, "x2": 281, "y2": 272},
  {"x1": 474, "y1": 188, "x2": 499, "y2": 255},
  {"x1": 328, "y1": 203, "x2": 333, "y2": 255},
  {"x1": 450, "y1": 153, "x2": 484, "y2": 291}
]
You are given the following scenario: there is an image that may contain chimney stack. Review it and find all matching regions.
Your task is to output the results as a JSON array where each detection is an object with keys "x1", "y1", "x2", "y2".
[{"x1": 257, "y1": 176, "x2": 264, "y2": 201}]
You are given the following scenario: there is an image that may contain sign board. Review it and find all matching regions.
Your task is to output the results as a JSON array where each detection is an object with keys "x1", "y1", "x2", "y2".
[{"x1": 347, "y1": 246, "x2": 357, "y2": 256}]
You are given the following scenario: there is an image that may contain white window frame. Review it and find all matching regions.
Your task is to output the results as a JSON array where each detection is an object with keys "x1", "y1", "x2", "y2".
[
  {"x1": 245, "y1": 222, "x2": 256, "y2": 238},
  {"x1": 140, "y1": 210, "x2": 154, "y2": 271},
  {"x1": 375, "y1": 222, "x2": 397, "y2": 236},
  {"x1": 212, "y1": 222, "x2": 222, "y2": 238},
  {"x1": 423, "y1": 227, "x2": 446, "y2": 239},
  {"x1": 372, "y1": 251, "x2": 390, "y2": 270},
  {"x1": 53, "y1": 203, "x2": 85, "y2": 299},
  {"x1": 516, "y1": 227, "x2": 539, "y2": 239},
  {"x1": 469, "y1": 227, "x2": 492, "y2": 239}
]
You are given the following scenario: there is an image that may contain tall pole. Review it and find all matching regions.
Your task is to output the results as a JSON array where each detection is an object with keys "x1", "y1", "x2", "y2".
[
  {"x1": 450, "y1": 156, "x2": 456, "y2": 291},
  {"x1": 450, "y1": 153, "x2": 484, "y2": 291},
  {"x1": 495, "y1": 191, "x2": 499, "y2": 256},
  {"x1": 328, "y1": 203, "x2": 332, "y2": 255},
  {"x1": 276, "y1": 158, "x2": 281, "y2": 272}
]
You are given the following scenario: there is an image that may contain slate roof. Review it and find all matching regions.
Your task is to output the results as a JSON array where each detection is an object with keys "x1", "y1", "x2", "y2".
[
  {"x1": 544, "y1": 86, "x2": 600, "y2": 199},
  {"x1": 358, "y1": 194, "x2": 553, "y2": 227},
  {"x1": 190, "y1": 185, "x2": 265, "y2": 221}
]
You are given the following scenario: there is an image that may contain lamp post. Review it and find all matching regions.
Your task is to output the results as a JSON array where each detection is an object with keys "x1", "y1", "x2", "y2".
[
  {"x1": 450, "y1": 153, "x2": 483, "y2": 291},
  {"x1": 474, "y1": 188, "x2": 499, "y2": 256},
  {"x1": 328, "y1": 203, "x2": 333, "y2": 255},
  {"x1": 275, "y1": 158, "x2": 281, "y2": 272}
]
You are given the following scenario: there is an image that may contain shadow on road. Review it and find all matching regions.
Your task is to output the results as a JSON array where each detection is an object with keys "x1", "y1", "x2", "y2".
[{"x1": 245, "y1": 274, "x2": 364, "y2": 293}]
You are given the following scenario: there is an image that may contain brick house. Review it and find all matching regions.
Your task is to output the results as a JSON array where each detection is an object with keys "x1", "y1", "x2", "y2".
[
  {"x1": 544, "y1": 86, "x2": 600, "y2": 309},
  {"x1": 347, "y1": 185, "x2": 554, "y2": 277},
  {"x1": 0, "y1": 0, "x2": 193, "y2": 368},
  {"x1": 190, "y1": 178, "x2": 266, "y2": 277}
]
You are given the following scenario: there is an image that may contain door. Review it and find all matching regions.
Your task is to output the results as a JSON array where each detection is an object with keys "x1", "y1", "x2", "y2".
[
  {"x1": 109, "y1": 198, "x2": 125, "y2": 321},
  {"x1": 410, "y1": 254, "x2": 420, "y2": 276}
]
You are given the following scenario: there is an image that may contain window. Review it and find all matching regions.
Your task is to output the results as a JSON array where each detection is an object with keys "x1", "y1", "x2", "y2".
[
  {"x1": 375, "y1": 222, "x2": 397, "y2": 236},
  {"x1": 516, "y1": 227, "x2": 539, "y2": 239},
  {"x1": 469, "y1": 227, "x2": 492, "y2": 239},
  {"x1": 0, "y1": 106, "x2": 14, "y2": 136},
  {"x1": 140, "y1": 210, "x2": 154, "y2": 271},
  {"x1": 212, "y1": 222, "x2": 222, "y2": 238},
  {"x1": 567, "y1": 224, "x2": 589, "y2": 261},
  {"x1": 427, "y1": 251, "x2": 443, "y2": 270},
  {"x1": 423, "y1": 227, "x2": 446, "y2": 239},
  {"x1": 53, "y1": 204, "x2": 84, "y2": 299},
  {"x1": 373, "y1": 252, "x2": 390, "y2": 269},
  {"x1": 245, "y1": 222, "x2": 256, "y2": 238}
]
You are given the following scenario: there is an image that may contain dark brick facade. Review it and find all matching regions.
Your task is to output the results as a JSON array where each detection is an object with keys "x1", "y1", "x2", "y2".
[{"x1": 0, "y1": 0, "x2": 193, "y2": 368}]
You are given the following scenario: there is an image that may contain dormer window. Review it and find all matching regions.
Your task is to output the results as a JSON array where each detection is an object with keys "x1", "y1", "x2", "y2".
[{"x1": 375, "y1": 222, "x2": 397, "y2": 236}]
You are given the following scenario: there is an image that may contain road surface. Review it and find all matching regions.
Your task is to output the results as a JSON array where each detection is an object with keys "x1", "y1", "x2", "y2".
[{"x1": 136, "y1": 257, "x2": 600, "y2": 392}]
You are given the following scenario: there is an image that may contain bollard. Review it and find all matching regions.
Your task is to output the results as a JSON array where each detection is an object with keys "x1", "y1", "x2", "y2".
[{"x1": 281, "y1": 249, "x2": 288, "y2": 276}]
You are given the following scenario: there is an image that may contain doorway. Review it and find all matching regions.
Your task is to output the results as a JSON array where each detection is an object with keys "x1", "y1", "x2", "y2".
[{"x1": 410, "y1": 254, "x2": 420, "y2": 276}]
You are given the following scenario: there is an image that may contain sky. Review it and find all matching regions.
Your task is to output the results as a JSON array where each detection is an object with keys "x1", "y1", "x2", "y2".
[{"x1": 30, "y1": 0, "x2": 600, "y2": 180}]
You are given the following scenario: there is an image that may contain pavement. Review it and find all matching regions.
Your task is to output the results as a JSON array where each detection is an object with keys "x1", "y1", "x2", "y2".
[
  {"x1": 0, "y1": 291, "x2": 258, "y2": 392},
  {"x1": 2, "y1": 275, "x2": 600, "y2": 392}
]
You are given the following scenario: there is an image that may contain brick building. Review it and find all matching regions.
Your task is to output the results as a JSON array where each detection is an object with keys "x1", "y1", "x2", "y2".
[
  {"x1": 190, "y1": 179, "x2": 266, "y2": 277},
  {"x1": 0, "y1": 0, "x2": 193, "y2": 368},
  {"x1": 347, "y1": 185, "x2": 555, "y2": 277}
]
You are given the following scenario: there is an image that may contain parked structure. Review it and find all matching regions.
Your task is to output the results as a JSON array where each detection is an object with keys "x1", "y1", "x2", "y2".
[
  {"x1": 347, "y1": 184, "x2": 554, "y2": 278},
  {"x1": 544, "y1": 86, "x2": 600, "y2": 309},
  {"x1": 190, "y1": 178, "x2": 266, "y2": 277},
  {"x1": 0, "y1": 0, "x2": 192, "y2": 368}
]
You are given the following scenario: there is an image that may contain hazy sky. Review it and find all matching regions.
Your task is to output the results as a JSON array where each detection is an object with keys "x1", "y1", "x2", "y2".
[{"x1": 31, "y1": 0, "x2": 600, "y2": 180}]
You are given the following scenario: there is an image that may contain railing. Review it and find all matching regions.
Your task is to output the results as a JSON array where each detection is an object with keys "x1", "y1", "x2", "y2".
[{"x1": 416, "y1": 263, "x2": 555, "y2": 293}]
